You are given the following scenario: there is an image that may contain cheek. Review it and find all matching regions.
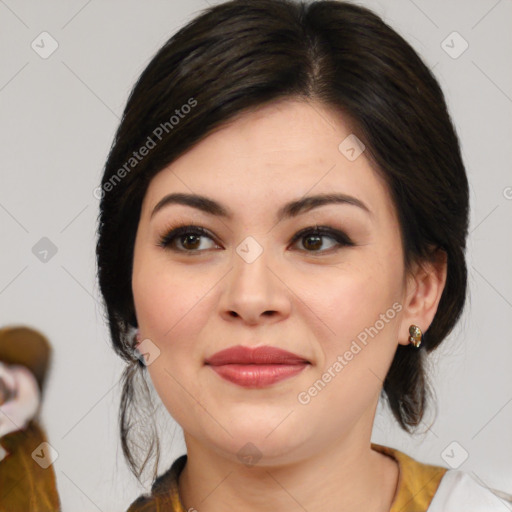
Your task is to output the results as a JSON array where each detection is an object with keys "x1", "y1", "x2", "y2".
[
  {"x1": 291, "y1": 271, "x2": 402, "y2": 434},
  {"x1": 132, "y1": 251, "x2": 211, "y2": 340},
  {"x1": 302, "y1": 249, "x2": 404, "y2": 386},
  {"x1": 305, "y1": 254, "x2": 402, "y2": 343},
  {"x1": 132, "y1": 253, "x2": 218, "y2": 388},
  {"x1": 132, "y1": 257, "x2": 214, "y2": 425}
]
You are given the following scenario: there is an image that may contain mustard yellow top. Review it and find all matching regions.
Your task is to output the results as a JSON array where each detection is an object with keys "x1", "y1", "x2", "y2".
[{"x1": 126, "y1": 443, "x2": 448, "y2": 512}]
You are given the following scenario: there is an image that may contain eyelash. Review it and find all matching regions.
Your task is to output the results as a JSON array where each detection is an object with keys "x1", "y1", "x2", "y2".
[{"x1": 156, "y1": 224, "x2": 354, "y2": 255}]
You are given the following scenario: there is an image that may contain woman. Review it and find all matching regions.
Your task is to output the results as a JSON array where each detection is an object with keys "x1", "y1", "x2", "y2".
[{"x1": 96, "y1": 0, "x2": 511, "y2": 510}]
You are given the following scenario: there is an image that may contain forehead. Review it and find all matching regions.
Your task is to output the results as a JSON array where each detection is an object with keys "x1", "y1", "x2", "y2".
[{"x1": 143, "y1": 99, "x2": 396, "y2": 225}]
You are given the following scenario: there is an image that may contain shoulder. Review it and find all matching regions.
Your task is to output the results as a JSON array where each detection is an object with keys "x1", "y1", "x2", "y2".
[
  {"x1": 372, "y1": 443, "x2": 447, "y2": 511},
  {"x1": 428, "y1": 469, "x2": 512, "y2": 511},
  {"x1": 372, "y1": 443, "x2": 512, "y2": 512},
  {"x1": 126, "y1": 454, "x2": 187, "y2": 512}
]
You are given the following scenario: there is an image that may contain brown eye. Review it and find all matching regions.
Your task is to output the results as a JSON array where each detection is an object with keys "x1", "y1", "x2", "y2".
[
  {"x1": 302, "y1": 234, "x2": 326, "y2": 251},
  {"x1": 178, "y1": 233, "x2": 202, "y2": 251},
  {"x1": 290, "y1": 226, "x2": 354, "y2": 253},
  {"x1": 158, "y1": 225, "x2": 220, "y2": 252}
]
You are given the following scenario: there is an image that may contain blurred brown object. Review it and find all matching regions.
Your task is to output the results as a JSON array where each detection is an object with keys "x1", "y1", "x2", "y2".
[
  {"x1": 0, "y1": 377, "x2": 16, "y2": 407},
  {"x1": 0, "y1": 420, "x2": 61, "y2": 511},
  {"x1": 0, "y1": 326, "x2": 52, "y2": 394},
  {"x1": 0, "y1": 325, "x2": 61, "y2": 511}
]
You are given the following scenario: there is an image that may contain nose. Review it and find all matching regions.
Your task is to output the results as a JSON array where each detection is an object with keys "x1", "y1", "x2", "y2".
[{"x1": 218, "y1": 242, "x2": 292, "y2": 326}]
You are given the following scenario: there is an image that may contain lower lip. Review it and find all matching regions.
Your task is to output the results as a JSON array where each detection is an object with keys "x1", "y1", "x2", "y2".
[{"x1": 208, "y1": 364, "x2": 309, "y2": 388}]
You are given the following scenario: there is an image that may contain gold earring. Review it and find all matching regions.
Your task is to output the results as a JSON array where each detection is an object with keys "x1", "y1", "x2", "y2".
[{"x1": 408, "y1": 325, "x2": 422, "y2": 348}]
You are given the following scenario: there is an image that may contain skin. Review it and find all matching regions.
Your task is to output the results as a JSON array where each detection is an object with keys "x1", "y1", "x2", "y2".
[{"x1": 132, "y1": 98, "x2": 447, "y2": 512}]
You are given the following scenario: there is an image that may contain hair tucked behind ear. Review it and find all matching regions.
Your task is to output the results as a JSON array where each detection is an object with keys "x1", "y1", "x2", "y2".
[{"x1": 96, "y1": 0, "x2": 469, "y2": 480}]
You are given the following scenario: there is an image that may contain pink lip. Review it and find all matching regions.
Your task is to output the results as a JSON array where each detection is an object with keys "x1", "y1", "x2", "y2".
[{"x1": 205, "y1": 345, "x2": 310, "y2": 388}]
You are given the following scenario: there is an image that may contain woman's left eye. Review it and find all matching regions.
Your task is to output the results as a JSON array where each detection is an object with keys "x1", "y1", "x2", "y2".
[
  {"x1": 157, "y1": 224, "x2": 354, "y2": 254},
  {"x1": 289, "y1": 226, "x2": 354, "y2": 253}
]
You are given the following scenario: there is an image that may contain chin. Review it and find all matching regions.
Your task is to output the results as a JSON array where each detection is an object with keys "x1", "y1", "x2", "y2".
[{"x1": 201, "y1": 420, "x2": 309, "y2": 465}]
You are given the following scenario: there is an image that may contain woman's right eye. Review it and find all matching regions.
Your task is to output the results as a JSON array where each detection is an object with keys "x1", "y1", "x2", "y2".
[{"x1": 157, "y1": 225, "x2": 220, "y2": 253}]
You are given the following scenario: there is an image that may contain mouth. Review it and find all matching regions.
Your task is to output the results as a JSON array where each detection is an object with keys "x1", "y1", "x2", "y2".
[{"x1": 205, "y1": 345, "x2": 311, "y2": 388}]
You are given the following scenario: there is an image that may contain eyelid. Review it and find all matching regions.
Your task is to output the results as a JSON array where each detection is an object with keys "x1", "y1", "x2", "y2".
[
  {"x1": 156, "y1": 223, "x2": 354, "y2": 253},
  {"x1": 289, "y1": 224, "x2": 354, "y2": 247},
  {"x1": 157, "y1": 224, "x2": 221, "y2": 250}
]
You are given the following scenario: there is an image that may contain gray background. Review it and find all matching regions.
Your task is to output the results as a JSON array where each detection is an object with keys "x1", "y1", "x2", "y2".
[{"x1": 1, "y1": 0, "x2": 511, "y2": 510}]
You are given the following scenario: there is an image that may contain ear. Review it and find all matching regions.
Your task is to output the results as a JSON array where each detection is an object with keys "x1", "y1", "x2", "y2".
[{"x1": 398, "y1": 248, "x2": 448, "y2": 346}]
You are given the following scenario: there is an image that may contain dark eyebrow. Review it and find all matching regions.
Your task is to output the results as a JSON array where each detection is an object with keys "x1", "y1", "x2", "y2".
[{"x1": 150, "y1": 192, "x2": 372, "y2": 221}]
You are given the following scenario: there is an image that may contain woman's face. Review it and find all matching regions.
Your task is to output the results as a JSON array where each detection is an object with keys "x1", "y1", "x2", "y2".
[{"x1": 132, "y1": 99, "x2": 422, "y2": 465}]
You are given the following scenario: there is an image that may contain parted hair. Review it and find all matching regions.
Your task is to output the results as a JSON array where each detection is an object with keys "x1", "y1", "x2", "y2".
[{"x1": 96, "y1": 0, "x2": 469, "y2": 482}]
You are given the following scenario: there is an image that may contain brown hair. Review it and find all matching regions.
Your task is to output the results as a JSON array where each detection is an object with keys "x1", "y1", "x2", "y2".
[{"x1": 96, "y1": 0, "x2": 469, "y2": 481}]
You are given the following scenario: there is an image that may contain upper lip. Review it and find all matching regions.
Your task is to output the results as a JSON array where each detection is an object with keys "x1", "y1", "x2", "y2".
[{"x1": 205, "y1": 345, "x2": 310, "y2": 366}]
